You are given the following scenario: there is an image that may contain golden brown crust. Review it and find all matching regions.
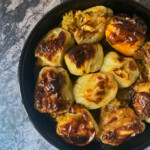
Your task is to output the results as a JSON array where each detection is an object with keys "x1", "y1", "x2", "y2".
[
  {"x1": 74, "y1": 72, "x2": 118, "y2": 109},
  {"x1": 140, "y1": 42, "x2": 150, "y2": 81},
  {"x1": 131, "y1": 82, "x2": 150, "y2": 121},
  {"x1": 35, "y1": 28, "x2": 75, "y2": 67},
  {"x1": 106, "y1": 14, "x2": 147, "y2": 56},
  {"x1": 101, "y1": 115, "x2": 144, "y2": 145},
  {"x1": 113, "y1": 67, "x2": 129, "y2": 79},
  {"x1": 66, "y1": 44, "x2": 95, "y2": 68},
  {"x1": 56, "y1": 104, "x2": 99, "y2": 146},
  {"x1": 35, "y1": 69, "x2": 66, "y2": 111},
  {"x1": 83, "y1": 74, "x2": 115, "y2": 104},
  {"x1": 65, "y1": 43, "x2": 104, "y2": 75},
  {"x1": 132, "y1": 92, "x2": 150, "y2": 119},
  {"x1": 74, "y1": 28, "x2": 97, "y2": 42},
  {"x1": 116, "y1": 53, "x2": 125, "y2": 62},
  {"x1": 99, "y1": 99, "x2": 145, "y2": 146},
  {"x1": 101, "y1": 51, "x2": 139, "y2": 88},
  {"x1": 128, "y1": 60, "x2": 138, "y2": 71},
  {"x1": 34, "y1": 67, "x2": 73, "y2": 118},
  {"x1": 108, "y1": 15, "x2": 146, "y2": 46},
  {"x1": 36, "y1": 31, "x2": 66, "y2": 61}
]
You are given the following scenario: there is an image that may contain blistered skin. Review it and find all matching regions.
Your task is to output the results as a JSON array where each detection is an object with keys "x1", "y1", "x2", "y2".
[
  {"x1": 34, "y1": 67, "x2": 74, "y2": 118},
  {"x1": 65, "y1": 43, "x2": 104, "y2": 75},
  {"x1": 74, "y1": 72, "x2": 118, "y2": 109},
  {"x1": 99, "y1": 99, "x2": 145, "y2": 146},
  {"x1": 62, "y1": 6, "x2": 113, "y2": 44},
  {"x1": 56, "y1": 104, "x2": 99, "y2": 146},
  {"x1": 101, "y1": 52, "x2": 139, "y2": 88},
  {"x1": 131, "y1": 82, "x2": 150, "y2": 123},
  {"x1": 35, "y1": 27, "x2": 75, "y2": 67},
  {"x1": 105, "y1": 14, "x2": 147, "y2": 56}
]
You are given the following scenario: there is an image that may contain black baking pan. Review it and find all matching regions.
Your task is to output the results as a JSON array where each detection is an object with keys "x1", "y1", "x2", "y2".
[{"x1": 18, "y1": 0, "x2": 150, "y2": 149}]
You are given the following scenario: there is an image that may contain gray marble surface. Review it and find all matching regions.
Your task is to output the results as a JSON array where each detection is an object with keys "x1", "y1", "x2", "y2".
[{"x1": 0, "y1": 0, "x2": 150, "y2": 150}]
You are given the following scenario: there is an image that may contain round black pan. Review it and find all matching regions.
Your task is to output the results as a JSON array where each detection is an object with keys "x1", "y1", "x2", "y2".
[{"x1": 18, "y1": 0, "x2": 150, "y2": 149}]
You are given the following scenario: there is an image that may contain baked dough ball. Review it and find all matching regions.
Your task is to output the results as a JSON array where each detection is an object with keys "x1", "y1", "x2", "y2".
[
  {"x1": 99, "y1": 99, "x2": 145, "y2": 146},
  {"x1": 34, "y1": 67, "x2": 74, "y2": 118},
  {"x1": 131, "y1": 82, "x2": 150, "y2": 123},
  {"x1": 74, "y1": 72, "x2": 118, "y2": 109},
  {"x1": 135, "y1": 42, "x2": 150, "y2": 81},
  {"x1": 62, "y1": 6, "x2": 113, "y2": 44},
  {"x1": 101, "y1": 52, "x2": 139, "y2": 88},
  {"x1": 74, "y1": 6, "x2": 113, "y2": 44},
  {"x1": 35, "y1": 27, "x2": 75, "y2": 67},
  {"x1": 65, "y1": 43, "x2": 104, "y2": 75},
  {"x1": 140, "y1": 42, "x2": 150, "y2": 81},
  {"x1": 105, "y1": 14, "x2": 147, "y2": 56},
  {"x1": 56, "y1": 104, "x2": 99, "y2": 146}
]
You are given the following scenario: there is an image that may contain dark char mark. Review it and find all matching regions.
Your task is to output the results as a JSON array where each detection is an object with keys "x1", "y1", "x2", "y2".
[{"x1": 67, "y1": 43, "x2": 95, "y2": 68}]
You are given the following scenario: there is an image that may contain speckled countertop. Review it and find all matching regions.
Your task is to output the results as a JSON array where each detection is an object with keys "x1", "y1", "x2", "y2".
[{"x1": 0, "y1": 0, "x2": 150, "y2": 150}]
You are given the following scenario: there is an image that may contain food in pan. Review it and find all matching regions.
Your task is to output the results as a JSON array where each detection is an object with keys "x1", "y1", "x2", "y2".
[
  {"x1": 62, "y1": 6, "x2": 113, "y2": 44},
  {"x1": 65, "y1": 43, "x2": 104, "y2": 75},
  {"x1": 35, "y1": 27, "x2": 75, "y2": 67},
  {"x1": 131, "y1": 82, "x2": 150, "y2": 123},
  {"x1": 73, "y1": 72, "x2": 118, "y2": 109},
  {"x1": 101, "y1": 51, "x2": 139, "y2": 88},
  {"x1": 34, "y1": 4, "x2": 149, "y2": 147},
  {"x1": 139, "y1": 42, "x2": 150, "y2": 81},
  {"x1": 56, "y1": 104, "x2": 99, "y2": 146},
  {"x1": 105, "y1": 14, "x2": 147, "y2": 56},
  {"x1": 99, "y1": 99, "x2": 145, "y2": 146},
  {"x1": 134, "y1": 42, "x2": 150, "y2": 81},
  {"x1": 34, "y1": 67, "x2": 74, "y2": 118}
]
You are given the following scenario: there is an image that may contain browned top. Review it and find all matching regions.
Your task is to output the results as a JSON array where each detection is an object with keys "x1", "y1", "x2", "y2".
[
  {"x1": 135, "y1": 42, "x2": 150, "y2": 81},
  {"x1": 142, "y1": 42, "x2": 150, "y2": 65},
  {"x1": 56, "y1": 105, "x2": 97, "y2": 146},
  {"x1": 67, "y1": 43, "x2": 95, "y2": 68},
  {"x1": 130, "y1": 82, "x2": 150, "y2": 119},
  {"x1": 128, "y1": 60, "x2": 137, "y2": 71},
  {"x1": 100, "y1": 106, "x2": 145, "y2": 146},
  {"x1": 95, "y1": 80, "x2": 106, "y2": 103},
  {"x1": 108, "y1": 14, "x2": 147, "y2": 45},
  {"x1": 36, "y1": 31, "x2": 66, "y2": 61},
  {"x1": 132, "y1": 92, "x2": 150, "y2": 119},
  {"x1": 117, "y1": 53, "x2": 124, "y2": 62},
  {"x1": 34, "y1": 69, "x2": 70, "y2": 117},
  {"x1": 103, "y1": 99, "x2": 128, "y2": 113},
  {"x1": 83, "y1": 74, "x2": 116, "y2": 104},
  {"x1": 75, "y1": 27, "x2": 96, "y2": 41},
  {"x1": 102, "y1": 117, "x2": 143, "y2": 145}
]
